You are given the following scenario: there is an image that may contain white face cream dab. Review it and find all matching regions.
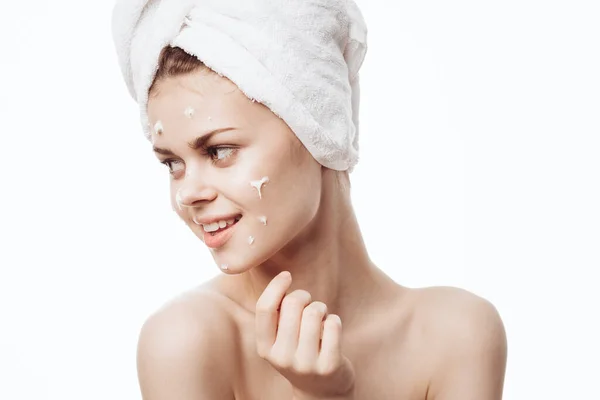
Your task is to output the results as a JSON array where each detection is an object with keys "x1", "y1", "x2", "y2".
[
  {"x1": 175, "y1": 188, "x2": 183, "y2": 211},
  {"x1": 250, "y1": 176, "x2": 269, "y2": 199},
  {"x1": 154, "y1": 120, "x2": 164, "y2": 135},
  {"x1": 184, "y1": 106, "x2": 195, "y2": 118}
]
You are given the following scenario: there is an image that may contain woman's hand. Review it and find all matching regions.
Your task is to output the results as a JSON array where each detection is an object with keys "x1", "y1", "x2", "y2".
[{"x1": 255, "y1": 271, "x2": 356, "y2": 399}]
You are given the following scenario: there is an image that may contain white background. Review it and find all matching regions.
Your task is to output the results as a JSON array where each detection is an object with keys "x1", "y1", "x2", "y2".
[{"x1": 1, "y1": 1, "x2": 598, "y2": 399}]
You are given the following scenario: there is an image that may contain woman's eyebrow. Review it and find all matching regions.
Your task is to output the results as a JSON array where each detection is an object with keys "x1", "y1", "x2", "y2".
[{"x1": 152, "y1": 127, "x2": 237, "y2": 156}]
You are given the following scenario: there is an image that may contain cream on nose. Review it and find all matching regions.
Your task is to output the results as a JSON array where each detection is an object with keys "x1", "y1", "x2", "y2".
[{"x1": 175, "y1": 187, "x2": 183, "y2": 210}]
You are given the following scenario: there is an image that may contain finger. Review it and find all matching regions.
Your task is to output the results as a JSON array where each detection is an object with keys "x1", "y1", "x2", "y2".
[
  {"x1": 318, "y1": 314, "x2": 343, "y2": 374},
  {"x1": 255, "y1": 271, "x2": 293, "y2": 358},
  {"x1": 271, "y1": 289, "x2": 312, "y2": 362},
  {"x1": 295, "y1": 301, "x2": 328, "y2": 371}
]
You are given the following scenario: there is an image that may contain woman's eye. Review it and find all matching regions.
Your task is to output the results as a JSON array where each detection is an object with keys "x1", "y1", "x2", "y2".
[
  {"x1": 209, "y1": 147, "x2": 235, "y2": 161},
  {"x1": 161, "y1": 159, "x2": 184, "y2": 174}
]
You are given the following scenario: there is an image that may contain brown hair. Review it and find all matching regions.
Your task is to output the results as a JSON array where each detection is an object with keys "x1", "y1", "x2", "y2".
[{"x1": 148, "y1": 46, "x2": 209, "y2": 95}]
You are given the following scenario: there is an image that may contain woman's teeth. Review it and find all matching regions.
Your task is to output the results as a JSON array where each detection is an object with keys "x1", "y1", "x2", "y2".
[{"x1": 202, "y1": 218, "x2": 236, "y2": 232}]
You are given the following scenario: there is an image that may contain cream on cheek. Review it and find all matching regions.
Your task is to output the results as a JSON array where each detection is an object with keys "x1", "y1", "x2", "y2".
[
  {"x1": 216, "y1": 175, "x2": 272, "y2": 271},
  {"x1": 248, "y1": 176, "x2": 272, "y2": 244},
  {"x1": 178, "y1": 170, "x2": 271, "y2": 243},
  {"x1": 250, "y1": 176, "x2": 269, "y2": 199}
]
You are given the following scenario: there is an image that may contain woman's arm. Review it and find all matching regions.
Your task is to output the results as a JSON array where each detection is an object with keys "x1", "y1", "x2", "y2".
[
  {"x1": 136, "y1": 297, "x2": 236, "y2": 400},
  {"x1": 426, "y1": 290, "x2": 508, "y2": 400}
]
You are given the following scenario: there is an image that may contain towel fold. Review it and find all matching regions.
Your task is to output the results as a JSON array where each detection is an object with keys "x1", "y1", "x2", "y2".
[{"x1": 112, "y1": 0, "x2": 367, "y2": 171}]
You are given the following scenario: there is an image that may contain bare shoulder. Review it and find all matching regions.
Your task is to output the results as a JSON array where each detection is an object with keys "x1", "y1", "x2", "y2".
[
  {"x1": 136, "y1": 286, "x2": 238, "y2": 399},
  {"x1": 412, "y1": 285, "x2": 506, "y2": 331},
  {"x1": 410, "y1": 286, "x2": 508, "y2": 399}
]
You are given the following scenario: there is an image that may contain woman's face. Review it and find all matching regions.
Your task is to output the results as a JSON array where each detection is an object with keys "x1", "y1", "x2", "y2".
[{"x1": 147, "y1": 71, "x2": 323, "y2": 273}]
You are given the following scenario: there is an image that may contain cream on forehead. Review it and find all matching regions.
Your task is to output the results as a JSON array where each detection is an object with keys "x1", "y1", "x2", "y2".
[
  {"x1": 250, "y1": 176, "x2": 269, "y2": 199},
  {"x1": 248, "y1": 236, "x2": 255, "y2": 245},
  {"x1": 184, "y1": 106, "x2": 195, "y2": 118},
  {"x1": 258, "y1": 216, "x2": 268, "y2": 225},
  {"x1": 154, "y1": 120, "x2": 164, "y2": 135}
]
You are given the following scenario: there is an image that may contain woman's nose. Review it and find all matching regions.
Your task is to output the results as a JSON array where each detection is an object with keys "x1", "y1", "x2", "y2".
[{"x1": 174, "y1": 172, "x2": 218, "y2": 209}]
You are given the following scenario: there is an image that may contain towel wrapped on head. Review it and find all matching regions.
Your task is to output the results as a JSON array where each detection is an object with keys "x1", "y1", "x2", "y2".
[{"x1": 111, "y1": 0, "x2": 367, "y2": 171}]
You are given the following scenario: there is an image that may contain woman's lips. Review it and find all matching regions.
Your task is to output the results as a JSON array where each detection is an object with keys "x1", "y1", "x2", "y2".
[{"x1": 203, "y1": 219, "x2": 239, "y2": 249}]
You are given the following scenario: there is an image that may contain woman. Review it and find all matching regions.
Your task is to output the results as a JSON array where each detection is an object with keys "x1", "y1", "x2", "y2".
[{"x1": 112, "y1": 1, "x2": 507, "y2": 399}]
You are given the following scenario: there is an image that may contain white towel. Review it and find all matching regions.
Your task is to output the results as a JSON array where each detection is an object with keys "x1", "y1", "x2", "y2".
[{"x1": 111, "y1": 0, "x2": 367, "y2": 171}]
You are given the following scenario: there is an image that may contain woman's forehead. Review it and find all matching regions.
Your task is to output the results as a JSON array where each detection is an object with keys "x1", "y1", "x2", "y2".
[
  {"x1": 150, "y1": 71, "x2": 237, "y2": 100},
  {"x1": 149, "y1": 76, "x2": 251, "y2": 116},
  {"x1": 147, "y1": 75, "x2": 279, "y2": 133}
]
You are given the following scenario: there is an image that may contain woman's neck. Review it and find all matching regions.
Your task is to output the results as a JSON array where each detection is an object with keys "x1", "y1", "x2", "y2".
[{"x1": 229, "y1": 169, "x2": 397, "y2": 332}]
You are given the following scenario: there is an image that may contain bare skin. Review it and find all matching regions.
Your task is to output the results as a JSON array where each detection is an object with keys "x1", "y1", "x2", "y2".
[
  {"x1": 136, "y1": 66, "x2": 507, "y2": 400},
  {"x1": 138, "y1": 276, "x2": 506, "y2": 399}
]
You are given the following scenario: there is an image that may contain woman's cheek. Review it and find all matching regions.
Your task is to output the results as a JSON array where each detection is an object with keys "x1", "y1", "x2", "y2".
[{"x1": 224, "y1": 157, "x2": 273, "y2": 201}]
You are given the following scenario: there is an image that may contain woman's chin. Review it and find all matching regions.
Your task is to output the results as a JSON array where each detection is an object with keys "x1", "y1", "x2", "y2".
[
  {"x1": 210, "y1": 242, "x2": 278, "y2": 275},
  {"x1": 212, "y1": 257, "x2": 257, "y2": 275},
  {"x1": 197, "y1": 221, "x2": 292, "y2": 273}
]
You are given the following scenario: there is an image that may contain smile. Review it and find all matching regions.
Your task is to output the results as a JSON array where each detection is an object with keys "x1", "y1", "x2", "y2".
[
  {"x1": 200, "y1": 216, "x2": 242, "y2": 249},
  {"x1": 201, "y1": 216, "x2": 241, "y2": 233}
]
